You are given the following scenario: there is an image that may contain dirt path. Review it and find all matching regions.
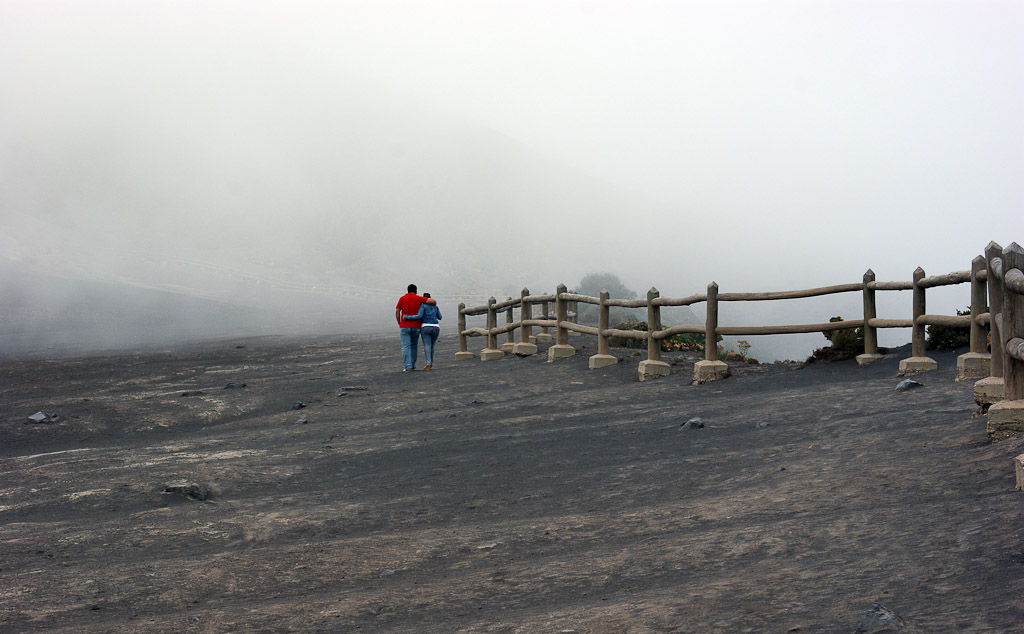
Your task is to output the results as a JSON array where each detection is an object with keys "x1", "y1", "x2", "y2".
[{"x1": 2, "y1": 334, "x2": 1022, "y2": 632}]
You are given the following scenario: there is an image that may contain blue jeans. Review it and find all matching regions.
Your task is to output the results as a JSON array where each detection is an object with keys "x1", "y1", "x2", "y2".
[
  {"x1": 421, "y1": 327, "x2": 439, "y2": 366},
  {"x1": 400, "y1": 328, "x2": 420, "y2": 370}
]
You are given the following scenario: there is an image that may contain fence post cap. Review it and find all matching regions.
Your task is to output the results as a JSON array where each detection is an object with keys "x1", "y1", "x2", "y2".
[
  {"x1": 708, "y1": 281, "x2": 719, "y2": 290},
  {"x1": 913, "y1": 266, "x2": 925, "y2": 277},
  {"x1": 986, "y1": 241, "x2": 1003, "y2": 256},
  {"x1": 863, "y1": 268, "x2": 875, "y2": 278},
  {"x1": 647, "y1": 287, "x2": 659, "y2": 296},
  {"x1": 1004, "y1": 242, "x2": 1023, "y2": 256},
  {"x1": 521, "y1": 287, "x2": 530, "y2": 295}
]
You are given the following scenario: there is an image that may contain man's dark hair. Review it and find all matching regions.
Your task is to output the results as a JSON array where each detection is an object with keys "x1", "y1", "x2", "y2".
[{"x1": 407, "y1": 284, "x2": 417, "y2": 293}]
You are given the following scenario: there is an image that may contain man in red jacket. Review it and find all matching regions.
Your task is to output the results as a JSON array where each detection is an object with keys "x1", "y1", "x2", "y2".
[{"x1": 395, "y1": 284, "x2": 436, "y2": 371}]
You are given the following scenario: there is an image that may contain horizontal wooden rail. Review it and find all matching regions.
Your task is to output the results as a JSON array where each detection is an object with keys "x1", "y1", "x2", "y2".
[
  {"x1": 1008, "y1": 337, "x2": 1024, "y2": 362},
  {"x1": 462, "y1": 304, "x2": 489, "y2": 316},
  {"x1": 522, "y1": 319, "x2": 558, "y2": 328},
  {"x1": 564, "y1": 322, "x2": 600, "y2": 336},
  {"x1": 717, "y1": 319, "x2": 864, "y2": 336},
  {"x1": 653, "y1": 324, "x2": 707, "y2": 339},
  {"x1": 653, "y1": 293, "x2": 708, "y2": 307},
  {"x1": 977, "y1": 312, "x2": 991, "y2": 326},
  {"x1": 868, "y1": 318, "x2": 914, "y2": 329},
  {"x1": 1007, "y1": 268, "x2": 1024, "y2": 295},
  {"x1": 917, "y1": 314, "x2": 972, "y2": 327},
  {"x1": 992, "y1": 257, "x2": 1004, "y2": 282},
  {"x1": 602, "y1": 328, "x2": 647, "y2": 341},
  {"x1": 559, "y1": 292, "x2": 601, "y2": 305},
  {"x1": 718, "y1": 283, "x2": 863, "y2": 302},
  {"x1": 867, "y1": 280, "x2": 914, "y2": 291},
  {"x1": 606, "y1": 298, "x2": 648, "y2": 308},
  {"x1": 463, "y1": 327, "x2": 488, "y2": 337},
  {"x1": 523, "y1": 293, "x2": 556, "y2": 303},
  {"x1": 918, "y1": 270, "x2": 971, "y2": 288},
  {"x1": 493, "y1": 297, "x2": 521, "y2": 311},
  {"x1": 977, "y1": 268, "x2": 988, "y2": 282}
]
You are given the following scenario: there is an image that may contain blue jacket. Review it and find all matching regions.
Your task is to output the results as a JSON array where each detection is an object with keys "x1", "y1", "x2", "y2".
[{"x1": 405, "y1": 303, "x2": 442, "y2": 327}]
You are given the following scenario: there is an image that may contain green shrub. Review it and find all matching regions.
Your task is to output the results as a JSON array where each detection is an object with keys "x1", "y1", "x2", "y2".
[
  {"x1": 823, "y1": 316, "x2": 864, "y2": 349},
  {"x1": 609, "y1": 320, "x2": 716, "y2": 352},
  {"x1": 926, "y1": 307, "x2": 971, "y2": 350}
]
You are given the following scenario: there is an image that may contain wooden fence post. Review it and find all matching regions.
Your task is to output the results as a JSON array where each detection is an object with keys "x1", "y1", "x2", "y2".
[
  {"x1": 480, "y1": 297, "x2": 503, "y2": 360},
  {"x1": 501, "y1": 297, "x2": 516, "y2": 354},
  {"x1": 857, "y1": 269, "x2": 883, "y2": 365},
  {"x1": 899, "y1": 267, "x2": 938, "y2": 376},
  {"x1": 976, "y1": 242, "x2": 1005, "y2": 407},
  {"x1": 957, "y1": 255, "x2": 991, "y2": 380},
  {"x1": 589, "y1": 290, "x2": 617, "y2": 369},
  {"x1": 455, "y1": 303, "x2": 473, "y2": 360},
  {"x1": 1001, "y1": 244, "x2": 1024, "y2": 400},
  {"x1": 536, "y1": 301, "x2": 553, "y2": 342},
  {"x1": 693, "y1": 281, "x2": 729, "y2": 384},
  {"x1": 548, "y1": 284, "x2": 575, "y2": 361},
  {"x1": 638, "y1": 288, "x2": 670, "y2": 381},
  {"x1": 987, "y1": 242, "x2": 1024, "y2": 441},
  {"x1": 987, "y1": 241, "x2": 1005, "y2": 379},
  {"x1": 513, "y1": 288, "x2": 538, "y2": 356}
]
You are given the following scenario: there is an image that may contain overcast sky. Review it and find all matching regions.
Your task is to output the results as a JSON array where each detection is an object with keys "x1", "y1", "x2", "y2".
[{"x1": 1, "y1": 1, "x2": 1021, "y2": 355}]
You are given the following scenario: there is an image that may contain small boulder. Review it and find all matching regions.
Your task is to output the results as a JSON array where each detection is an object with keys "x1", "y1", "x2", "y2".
[
  {"x1": 680, "y1": 417, "x2": 704, "y2": 429},
  {"x1": 895, "y1": 379, "x2": 924, "y2": 392},
  {"x1": 162, "y1": 480, "x2": 212, "y2": 502},
  {"x1": 853, "y1": 602, "x2": 905, "y2": 633},
  {"x1": 26, "y1": 411, "x2": 58, "y2": 424},
  {"x1": 291, "y1": 401, "x2": 306, "y2": 410}
]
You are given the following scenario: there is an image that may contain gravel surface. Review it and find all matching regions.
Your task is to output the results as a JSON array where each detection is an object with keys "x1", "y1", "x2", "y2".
[{"x1": 2, "y1": 334, "x2": 1023, "y2": 633}]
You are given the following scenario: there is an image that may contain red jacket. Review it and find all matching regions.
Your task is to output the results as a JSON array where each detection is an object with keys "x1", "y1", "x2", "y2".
[{"x1": 396, "y1": 293, "x2": 426, "y2": 329}]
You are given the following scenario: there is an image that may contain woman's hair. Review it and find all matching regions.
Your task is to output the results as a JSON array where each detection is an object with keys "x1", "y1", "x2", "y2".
[{"x1": 423, "y1": 292, "x2": 431, "y2": 298}]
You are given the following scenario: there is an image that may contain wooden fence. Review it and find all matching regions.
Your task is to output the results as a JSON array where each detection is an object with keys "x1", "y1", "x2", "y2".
[{"x1": 456, "y1": 242, "x2": 1024, "y2": 411}]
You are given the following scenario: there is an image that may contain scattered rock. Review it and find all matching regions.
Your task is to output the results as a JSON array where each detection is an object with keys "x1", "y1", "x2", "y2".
[
  {"x1": 224, "y1": 382, "x2": 246, "y2": 389},
  {"x1": 291, "y1": 401, "x2": 307, "y2": 410},
  {"x1": 341, "y1": 386, "x2": 369, "y2": 391},
  {"x1": 180, "y1": 391, "x2": 205, "y2": 397},
  {"x1": 476, "y1": 541, "x2": 499, "y2": 550},
  {"x1": 471, "y1": 400, "x2": 486, "y2": 405},
  {"x1": 162, "y1": 480, "x2": 212, "y2": 502},
  {"x1": 853, "y1": 602, "x2": 905, "y2": 633},
  {"x1": 680, "y1": 417, "x2": 704, "y2": 429},
  {"x1": 297, "y1": 418, "x2": 308, "y2": 425},
  {"x1": 26, "y1": 411, "x2": 58, "y2": 424},
  {"x1": 895, "y1": 379, "x2": 924, "y2": 392},
  {"x1": 755, "y1": 421, "x2": 771, "y2": 429},
  {"x1": 379, "y1": 569, "x2": 396, "y2": 577}
]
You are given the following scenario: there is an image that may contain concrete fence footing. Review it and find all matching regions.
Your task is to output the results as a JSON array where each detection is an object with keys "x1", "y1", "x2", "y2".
[
  {"x1": 975, "y1": 377, "x2": 1005, "y2": 406},
  {"x1": 856, "y1": 353, "x2": 884, "y2": 366},
  {"x1": 638, "y1": 360, "x2": 670, "y2": 381},
  {"x1": 956, "y1": 352, "x2": 991, "y2": 382},
  {"x1": 455, "y1": 352, "x2": 475, "y2": 361},
  {"x1": 898, "y1": 356, "x2": 938, "y2": 376},
  {"x1": 987, "y1": 399, "x2": 1024, "y2": 442},
  {"x1": 479, "y1": 348, "x2": 504, "y2": 361},
  {"x1": 693, "y1": 360, "x2": 729, "y2": 384},
  {"x1": 547, "y1": 345, "x2": 575, "y2": 362},
  {"x1": 513, "y1": 343, "x2": 538, "y2": 357},
  {"x1": 589, "y1": 354, "x2": 617, "y2": 370}
]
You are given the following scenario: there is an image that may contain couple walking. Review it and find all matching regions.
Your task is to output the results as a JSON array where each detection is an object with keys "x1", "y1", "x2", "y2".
[{"x1": 395, "y1": 284, "x2": 442, "y2": 372}]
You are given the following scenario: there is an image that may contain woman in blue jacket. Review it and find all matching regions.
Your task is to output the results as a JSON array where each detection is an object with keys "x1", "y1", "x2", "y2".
[{"x1": 404, "y1": 293, "x2": 442, "y2": 370}]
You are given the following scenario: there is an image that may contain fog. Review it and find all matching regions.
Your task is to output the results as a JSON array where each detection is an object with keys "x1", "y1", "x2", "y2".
[{"x1": 2, "y1": 1, "x2": 1021, "y2": 360}]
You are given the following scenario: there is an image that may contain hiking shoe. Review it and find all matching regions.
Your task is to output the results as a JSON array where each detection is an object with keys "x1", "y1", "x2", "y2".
[{"x1": 424, "y1": 365, "x2": 432, "y2": 371}]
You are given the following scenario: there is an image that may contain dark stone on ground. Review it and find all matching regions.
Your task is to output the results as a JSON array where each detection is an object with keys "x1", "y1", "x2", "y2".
[
  {"x1": 853, "y1": 601, "x2": 905, "y2": 632},
  {"x1": 895, "y1": 379, "x2": 924, "y2": 392}
]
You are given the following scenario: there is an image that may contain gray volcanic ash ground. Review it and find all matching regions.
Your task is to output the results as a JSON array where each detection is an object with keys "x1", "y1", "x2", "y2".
[{"x1": 2, "y1": 334, "x2": 1023, "y2": 632}]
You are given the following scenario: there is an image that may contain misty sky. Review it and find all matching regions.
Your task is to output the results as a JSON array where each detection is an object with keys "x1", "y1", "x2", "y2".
[{"x1": 1, "y1": 1, "x2": 1021, "y2": 356}]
